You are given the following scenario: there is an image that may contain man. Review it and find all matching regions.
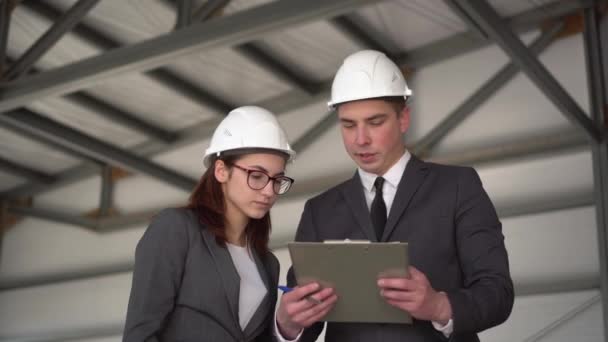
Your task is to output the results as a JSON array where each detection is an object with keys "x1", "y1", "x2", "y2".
[{"x1": 275, "y1": 50, "x2": 514, "y2": 341}]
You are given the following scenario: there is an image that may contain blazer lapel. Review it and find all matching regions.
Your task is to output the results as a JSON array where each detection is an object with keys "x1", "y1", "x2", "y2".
[
  {"x1": 200, "y1": 229, "x2": 242, "y2": 336},
  {"x1": 243, "y1": 251, "x2": 273, "y2": 338},
  {"x1": 340, "y1": 172, "x2": 377, "y2": 242},
  {"x1": 382, "y1": 156, "x2": 429, "y2": 241}
]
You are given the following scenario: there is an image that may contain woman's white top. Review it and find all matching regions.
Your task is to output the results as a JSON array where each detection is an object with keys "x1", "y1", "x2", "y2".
[{"x1": 226, "y1": 243, "x2": 268, "y2": 330}]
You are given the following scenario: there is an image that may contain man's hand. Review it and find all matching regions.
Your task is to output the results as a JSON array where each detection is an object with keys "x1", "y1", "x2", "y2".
[
  {"x1": 377, "y1": 266, "x2": 452, "y2": 324},
  {"x1": 276, "y1": 283, "x2": 338, "y2": 339}
]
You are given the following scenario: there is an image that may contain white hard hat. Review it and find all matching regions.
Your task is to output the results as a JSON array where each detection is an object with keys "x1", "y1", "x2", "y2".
[
  {"x1": 328, "y1": 50, "x2": 412, "y2": 109},
  {"x1": 204, "y1": 106, "x2": 295, "y2": 167}
]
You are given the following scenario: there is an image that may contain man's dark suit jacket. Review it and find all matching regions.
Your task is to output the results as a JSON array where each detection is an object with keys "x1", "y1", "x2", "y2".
[
  {"x1": 123, "y1": 208, "x2": 279, "y2": 342},
  {"x1": 287, "y1": 156, "x2": 514, "y2": 342}
]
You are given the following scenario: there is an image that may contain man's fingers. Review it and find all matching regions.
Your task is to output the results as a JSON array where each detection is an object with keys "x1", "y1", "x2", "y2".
[
  {"x1": 380, "y1": 288, "x2": 417, "y2": 302},
  {"x1": 286, "y1": 283, "x2": 321, "y2": 300},
  {"x1": 284, "y1": 287, "x2": 335, "y2": 317},
  {"x1": 377, "y1": 277, "x2": 416, "y2": 291}
]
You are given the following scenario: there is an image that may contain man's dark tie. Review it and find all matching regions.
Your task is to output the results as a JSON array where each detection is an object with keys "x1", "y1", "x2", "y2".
[{"x1": 371, "y1": 177, "x2": 387, "y2": 241}]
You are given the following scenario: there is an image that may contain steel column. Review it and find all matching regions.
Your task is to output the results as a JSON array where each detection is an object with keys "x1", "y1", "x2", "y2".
[
  {"x1": 98, "y1": 165, "x2": 113, "y2": 217},
  {"x1": 583, "y1": 4, "x2": 608, "y2": 339},
  {"x1": 0, "y1": 0, "x2": 11, "y2": 77}
]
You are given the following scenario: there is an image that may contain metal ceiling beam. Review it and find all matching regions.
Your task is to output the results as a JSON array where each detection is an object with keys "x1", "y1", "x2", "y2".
[
  {"x1": 6, "y1": 56, "x2": 177, "y2": 144},
  {"x1": 0, "y1": 0, "x2": 591, "y2": 200},
  {"x1": 8, "y1": 206, "x2": 98, "y2": 230},
  {"x1": 0, "y1": 0, "x2": 382, "y2": 112},
  {"x1": 291, "y1": 111, "x2": 338, "y2": 153},
  {"x1": 442, "y1": 0, "x2": 488, "y2": 40},
  {"x1": 453, "y1": 0, "x2": 603, "y2": 143},
  {"x1": 1, "y1": 189, "x2": 597, "y2": 291},
  {"x1": 583, "y1": 4, "x2": 608, "y2": 339},
  {"x1": 63, "y1": 92, "x2": 177, "y2": 143},
  {"x1": 234, "y1": 42, "x2": 318, "y2": 95},
  {"x1": 0, "y1": 109, "x2": 197, "y2": 192},
  {"x1": 0, "y1": 116, "x2": 103, "y2": 165},
  {"x1": 4, "y1": 127, "x2": 587, "y2": 233},
  {"x1": 412, "y1": 22, "x2": 562, "y2": 157},
  {"x1": 21, "y1": 0, "x2": 120, "y2": 51},
  {"x1": 168, "y1": 1, "x2": 316, "y2": 94},
  {"x1": 4, "y1": 184, "x2": 595, "y2": 236},
  {"x1": 20, "y1": 0, "x2": 233, "y2": 113},
  {"x1": 2, "y1": 162, "x2": 100, "y2": 200},
  {"x1": 145, "y1": 69, "x2": 233, "y2": 113},
  {"x1": 497, "y1": 190, "x2": 595, "y2": 219},
  {"x1": 1, "y1": 116, "x2": 220, "y2": 198},
  {"x1": 428, "y1": 128, "x2": 589, "y2": 167},
  {"x1": 5, "y1": 0, "x2": 100, "y2": 80},
  {"x1": 192, "y1": 0, "x2": 230, "y2": 22},
  {"x1": 175, "y1": 0, "x2": 194, "y2": 29},
  {"x1": 0, "y1": 156, "x2": 55, "y2": 184},
  {"x1": 402, "y1": 0, "x2": 594, "y2": 69},
  {"x1": 330, "y1": 14, "x2": 392, "y2": 54}
]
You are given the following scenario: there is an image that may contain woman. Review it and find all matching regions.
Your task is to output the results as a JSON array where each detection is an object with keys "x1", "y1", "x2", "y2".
[{"x1": 123, "y1": 106, "x2": 296, "y2": 341}]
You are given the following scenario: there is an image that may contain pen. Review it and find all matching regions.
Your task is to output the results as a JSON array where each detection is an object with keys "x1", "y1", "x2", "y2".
[{"x1": 278, "y1": 285, "x2": 323, "y2": 305}]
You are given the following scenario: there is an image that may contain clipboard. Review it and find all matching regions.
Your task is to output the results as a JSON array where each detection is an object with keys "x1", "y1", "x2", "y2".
[{"x1": 288, "y1": 241, "x2": 411, "y2": 324}]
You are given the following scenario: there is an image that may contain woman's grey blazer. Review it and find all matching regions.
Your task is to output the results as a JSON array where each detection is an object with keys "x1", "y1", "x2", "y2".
[{"x1": 123, "y1": 208, "x2": 280, "y2": 342}]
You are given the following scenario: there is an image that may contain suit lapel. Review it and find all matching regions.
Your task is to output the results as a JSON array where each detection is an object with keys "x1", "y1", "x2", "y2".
[
  {"x1": 243, "y1": 251, "x2": 273, "y2": 338},
  {"x1": 200, "y1": 229, "x2": 242, "y2": 336},
  {"x1": 382, "y1": 156, "x2": 429, "y2": 241},
  {"x1": 340, "y1": 172, "x2": 377, "y2": 241}
]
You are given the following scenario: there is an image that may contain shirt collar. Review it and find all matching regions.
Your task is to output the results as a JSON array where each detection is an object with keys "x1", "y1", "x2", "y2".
[{"x1": 358, "y1": 150, "x2": 411, "y2": 192}]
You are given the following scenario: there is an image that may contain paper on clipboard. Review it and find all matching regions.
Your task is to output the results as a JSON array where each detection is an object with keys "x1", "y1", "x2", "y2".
[{"x1": 288, "y1": 241, "x2": 411, "y2": 324}]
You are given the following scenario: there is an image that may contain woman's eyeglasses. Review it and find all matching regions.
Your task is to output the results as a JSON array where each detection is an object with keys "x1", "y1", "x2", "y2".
[{"x1": 231, "y1": 164, "x2": 294, "y2": 195}]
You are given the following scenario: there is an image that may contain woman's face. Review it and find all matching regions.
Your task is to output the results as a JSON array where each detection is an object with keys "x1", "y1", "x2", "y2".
[{"x1": 216, "y1": 152, "x2": 288, "y2": 221}]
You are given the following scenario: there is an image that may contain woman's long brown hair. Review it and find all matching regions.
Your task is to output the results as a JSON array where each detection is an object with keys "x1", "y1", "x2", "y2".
[{"x1": 186, "y1": 154, "x2": 272, "y2": 255}]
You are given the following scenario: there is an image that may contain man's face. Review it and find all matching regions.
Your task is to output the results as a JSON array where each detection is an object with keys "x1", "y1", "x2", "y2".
[{"x1": 337, "y1": 99, "x2": 409, "y2": 175}]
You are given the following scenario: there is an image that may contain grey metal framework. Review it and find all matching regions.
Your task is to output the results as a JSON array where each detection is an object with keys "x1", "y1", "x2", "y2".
[
  {"x1": 4, "y1": 0, "x2": 101, "y2": 80},
  {"x1": 0, "y1": 0, "x2": 590, "y2": 200},
  {"x1": 0, "y1": 0, "x2": 606, "y2": 340},
  {"x1": 453, "y1": 1, "x2": 607, "y2": 337},
  {"x1": 583, "y1": 3, "x2": 608, "y2": 339}
]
